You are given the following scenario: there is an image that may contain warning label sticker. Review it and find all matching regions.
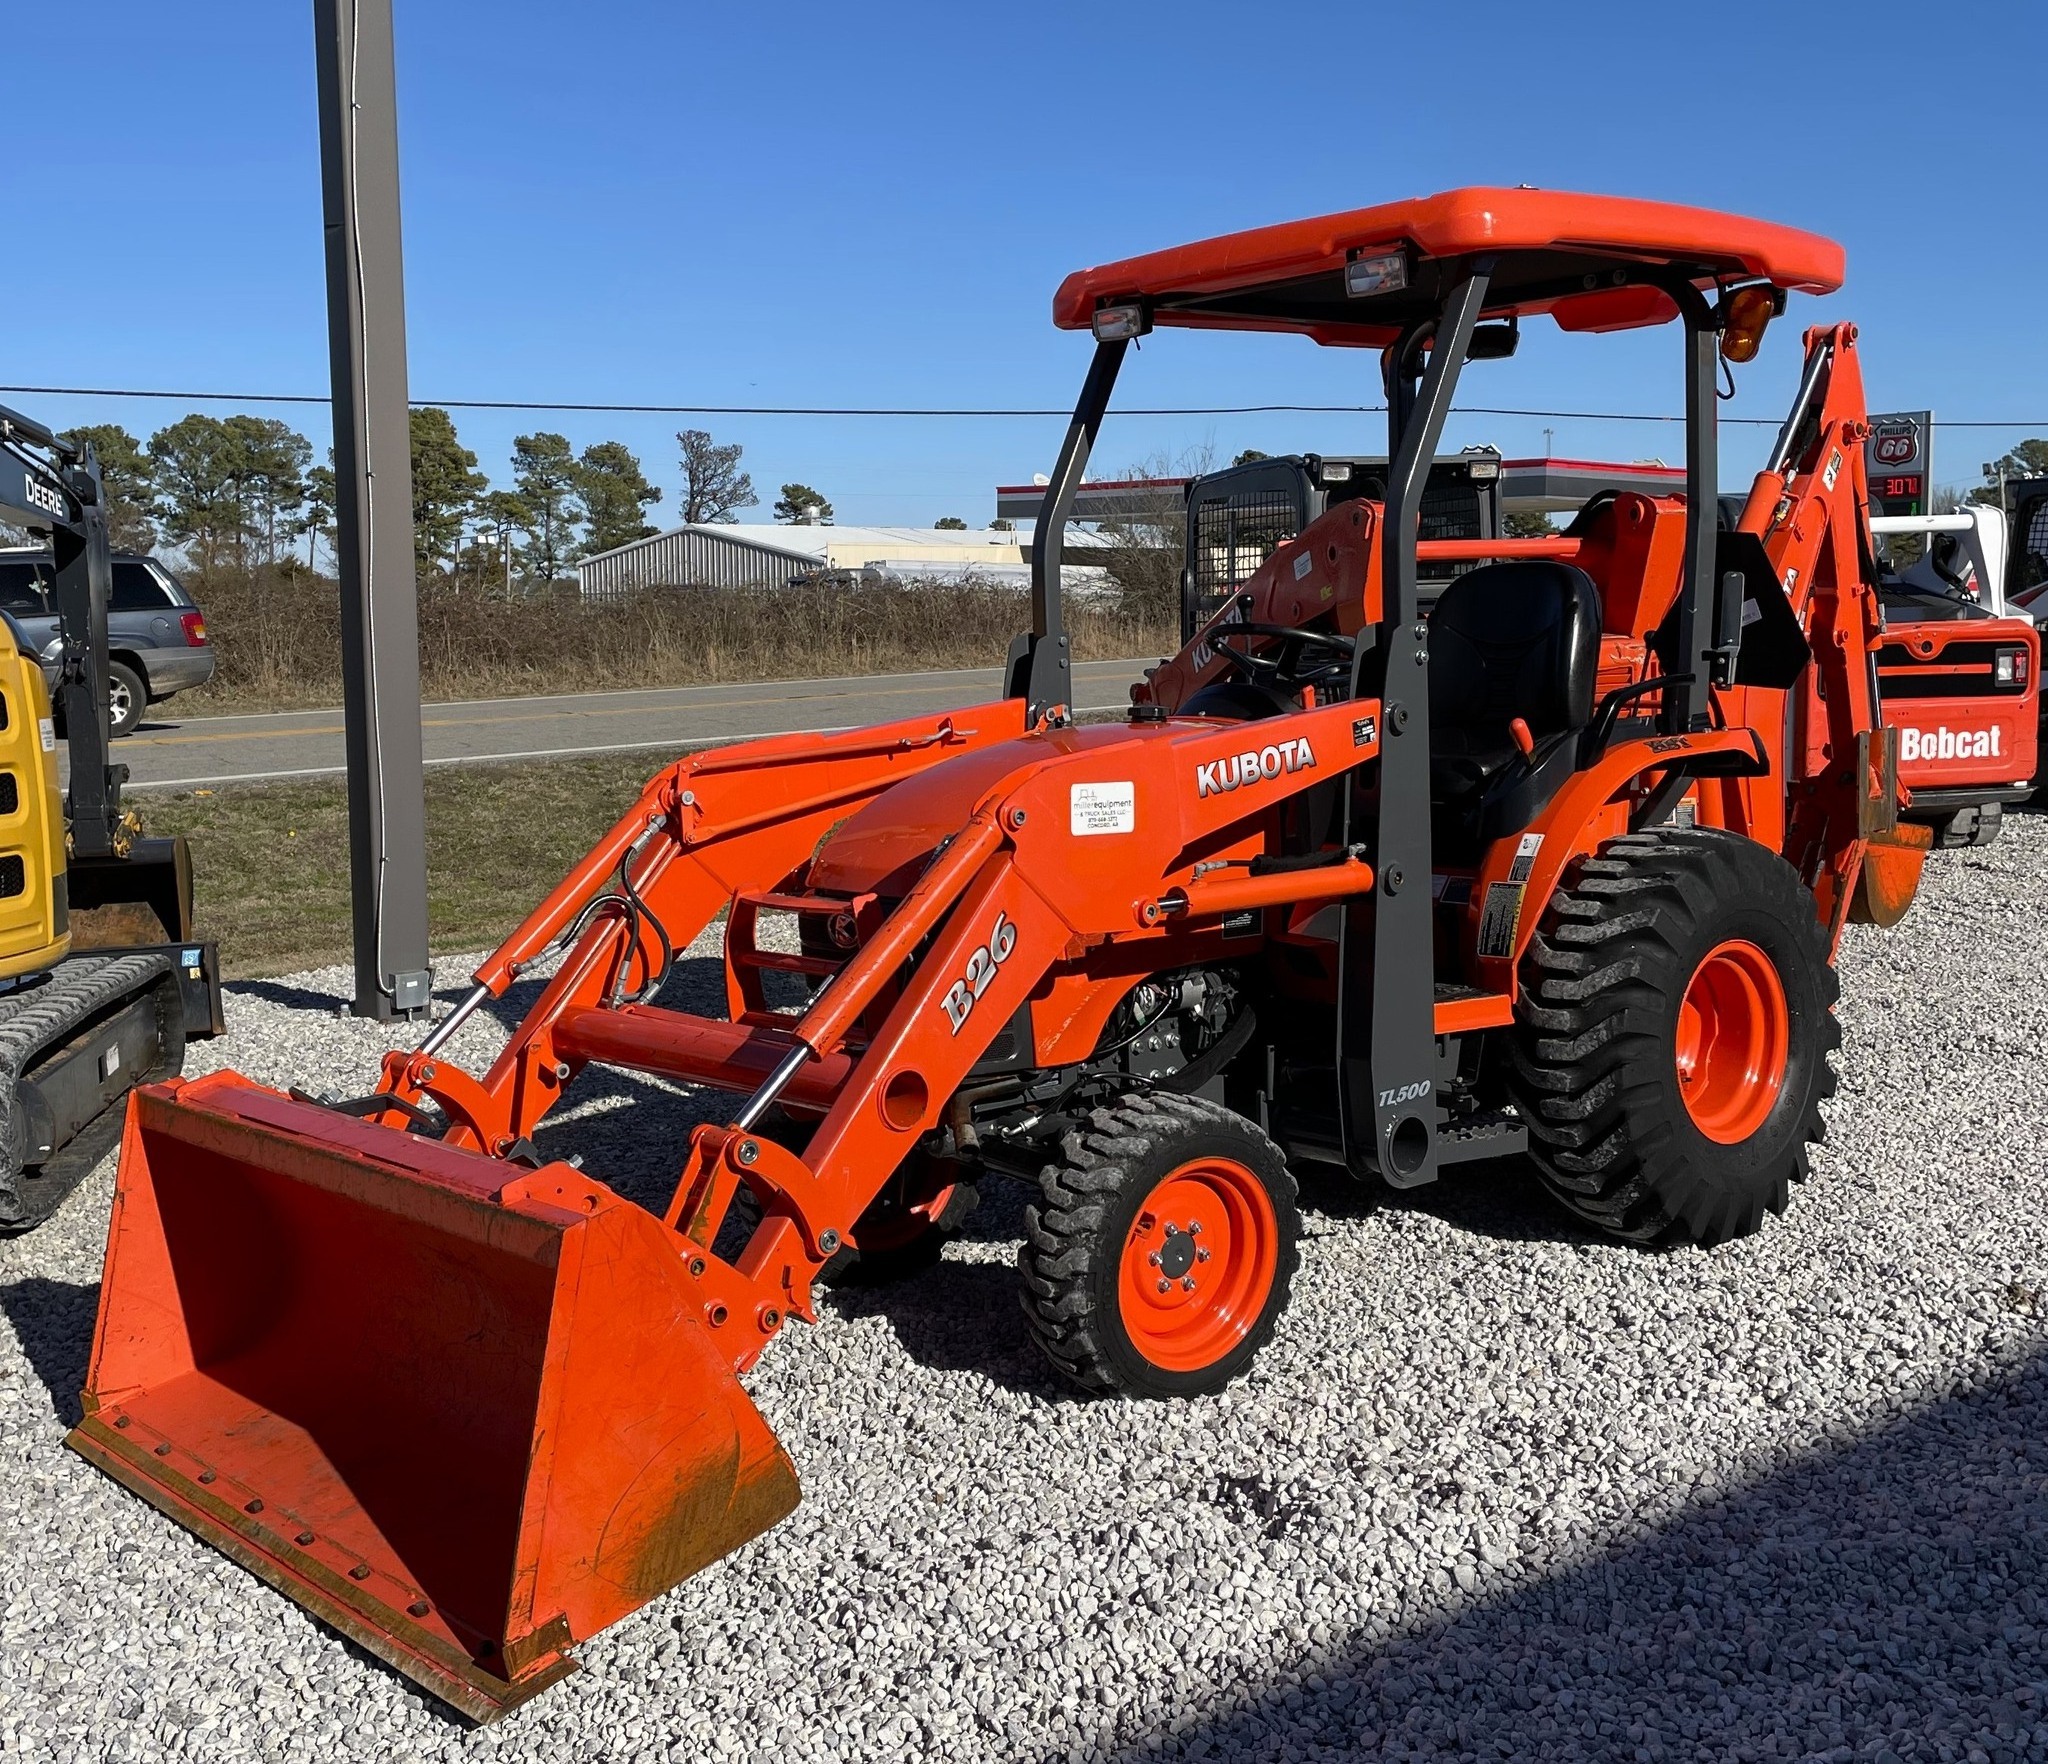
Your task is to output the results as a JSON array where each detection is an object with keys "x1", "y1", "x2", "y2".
[
  {"x1": 1069, "y1": 780, "x2": 1136, "y2": 836},
  {"x1": 1476, "y1": 881, "x2": 1523, "y2": 959},
  {"x1": 1293, "y1": 551, "x2": 1314, "y2": 580},
  {"x1": 1507, "y1": 832, "x2": 1542, "y2": 884}
]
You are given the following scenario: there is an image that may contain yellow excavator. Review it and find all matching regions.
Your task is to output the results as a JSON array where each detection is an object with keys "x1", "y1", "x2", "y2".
[{"x1": 0, "y1": 402, "x2": 221, "y2": 1230}]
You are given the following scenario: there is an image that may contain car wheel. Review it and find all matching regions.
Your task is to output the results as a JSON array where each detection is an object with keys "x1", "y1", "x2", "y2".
[{"x1": 106, "y1": 662, "x2": 146, "y2": 739}]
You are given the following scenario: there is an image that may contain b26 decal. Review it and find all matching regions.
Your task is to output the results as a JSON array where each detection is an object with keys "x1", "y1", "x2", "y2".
[{"x1": 940, "y1": 911, "x2": 1018, "y2": 1034}]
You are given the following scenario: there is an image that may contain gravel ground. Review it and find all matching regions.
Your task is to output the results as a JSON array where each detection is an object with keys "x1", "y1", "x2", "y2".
[{"x1": 4, "y1": 816, "x2": 2047, "y2": 1763}]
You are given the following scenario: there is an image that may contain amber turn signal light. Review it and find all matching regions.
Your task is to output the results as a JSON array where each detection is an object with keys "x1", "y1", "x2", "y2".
[{"x1": 1719, "y1": 284, "x2": 1778, "y2": 364}]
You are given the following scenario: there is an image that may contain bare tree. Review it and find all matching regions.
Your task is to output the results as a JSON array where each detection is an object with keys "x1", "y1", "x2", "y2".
[
  {"x1": 1094, "y1": 447, "x2": 1213, "y2": 626},
  {"x1": 677, "y1": 429, "x2": 757, "y2": 524}
]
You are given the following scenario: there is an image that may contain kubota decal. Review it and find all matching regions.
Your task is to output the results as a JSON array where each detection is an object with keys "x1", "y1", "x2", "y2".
[
  {"x1": 1378, "y1": 1079, "x2": 1432, "y2": 1108},
  {"x1": 940, "y1": 911, "x2": 1017, "y2": 1034},
  {"x1": 1899, "y1": 724, "x2": 2003, "y2": 762},
  {"x1": 1195, "y1": 736, "x2": 1317, "y2": 798}
]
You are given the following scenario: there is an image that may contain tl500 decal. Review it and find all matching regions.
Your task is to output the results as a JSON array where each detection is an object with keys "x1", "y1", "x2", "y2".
[{"x1": 1196, "y1": 735, "x2": 1317, "y2": 799}]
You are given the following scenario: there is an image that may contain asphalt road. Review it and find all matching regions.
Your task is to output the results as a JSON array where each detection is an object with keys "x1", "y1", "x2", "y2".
[{"x1": 99, "y1": 658, "x2": 1153, "y2": 791}]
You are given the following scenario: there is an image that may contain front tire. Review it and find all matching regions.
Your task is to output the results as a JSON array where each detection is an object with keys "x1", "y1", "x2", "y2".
[
  {"x1": 1019, "y1": 1092, "x2": 1299, "y2": 1397},
  {"x1": 1507, "y1": 827, "x2": 1839, "y2": 1247}
]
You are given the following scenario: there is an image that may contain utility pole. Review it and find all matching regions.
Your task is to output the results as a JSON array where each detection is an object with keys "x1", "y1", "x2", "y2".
[{"x1": 314, "y1": 0, "x2": 432, "y2": 1019}]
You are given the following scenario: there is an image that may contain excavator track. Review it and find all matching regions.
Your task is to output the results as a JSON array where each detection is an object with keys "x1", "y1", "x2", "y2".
[{"x1": 0, "y1": 950, "x2": 182, "y2": 1232}]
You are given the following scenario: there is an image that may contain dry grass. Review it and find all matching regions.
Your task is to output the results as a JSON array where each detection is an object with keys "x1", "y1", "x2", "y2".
[
  {"x1": 186, "y1": 565, "x2": 1174, "y2": 713},
  {"x1": 142, "y1": 751, "x2": 668, "y2": 978}
]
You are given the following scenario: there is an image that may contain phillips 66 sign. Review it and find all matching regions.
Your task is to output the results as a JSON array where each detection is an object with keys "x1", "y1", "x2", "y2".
[{"x1": 1865, "y1": 411, "x2": 1932, "y2": 517}]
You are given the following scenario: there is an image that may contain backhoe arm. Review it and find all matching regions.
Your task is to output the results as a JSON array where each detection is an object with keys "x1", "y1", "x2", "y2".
[{"x1": 1725, "y1": 322, "x2": 1901, "y2": 935}]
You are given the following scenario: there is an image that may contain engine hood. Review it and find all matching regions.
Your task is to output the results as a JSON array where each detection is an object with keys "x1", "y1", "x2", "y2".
[{"x1": 809, "y1": 722, "x2": 1145, "y2": 897}]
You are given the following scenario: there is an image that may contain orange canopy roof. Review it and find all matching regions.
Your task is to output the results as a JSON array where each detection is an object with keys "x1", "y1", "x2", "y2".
[{"x1": 1052, "y1": 187, "x2": 1844, "y2": 345}]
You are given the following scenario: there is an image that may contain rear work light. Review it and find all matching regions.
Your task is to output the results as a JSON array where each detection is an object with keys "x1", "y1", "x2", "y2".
[
  {"x1": 1090, "y1": 302, "x2": 1149, "y2": 343},
  {"x1": 1995, "y1": 644, "x2": 2030, "y2": 689},
  {"x1": 1345, "y1": 251, "x2": 1408, "y2": 298},
  {"x1": 179, "y1": 611, "x2": 207, "y2": 646}
]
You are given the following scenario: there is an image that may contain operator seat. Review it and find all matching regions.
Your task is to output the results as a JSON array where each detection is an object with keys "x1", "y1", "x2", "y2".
[{"x1": 1426, "y1": 558, "x2": 1602, "y2": 859}]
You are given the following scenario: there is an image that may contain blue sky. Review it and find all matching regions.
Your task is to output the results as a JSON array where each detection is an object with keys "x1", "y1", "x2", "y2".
[{"x1": 8, "y1": 1, "x2": 2044, "y2": 529}]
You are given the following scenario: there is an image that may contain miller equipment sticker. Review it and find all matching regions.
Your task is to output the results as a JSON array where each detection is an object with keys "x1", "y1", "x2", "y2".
[
  {"x1": 1477, "y1": 881, "x2": 1523, "y2": 959},
  {"x1": 1507, "y1": 832, "x2": 1542, "y2": 883},
  {"x1": 1070, "y1": 780, "x2": 1136, "y2": 836}
]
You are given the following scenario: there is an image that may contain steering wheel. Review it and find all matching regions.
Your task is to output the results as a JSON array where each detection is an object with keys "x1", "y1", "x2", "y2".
[{"x1": 1204, "y1": 621, "x2": 1358, "y2": 694}]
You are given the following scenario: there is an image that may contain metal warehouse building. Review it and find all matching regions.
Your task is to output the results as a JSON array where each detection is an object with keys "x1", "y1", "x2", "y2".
[{"x1": 576, "y1": 524, "x2": 1076, "y2": 601}]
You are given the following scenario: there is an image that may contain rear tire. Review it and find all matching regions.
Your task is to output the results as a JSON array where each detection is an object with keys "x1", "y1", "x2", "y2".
[
  {"x1": 1018, "y1": 1092, "x2": 1299, "y2": 1397},
  {"x1": 1507, "y1": 827, "x2": 1839, "y2": 1247}
]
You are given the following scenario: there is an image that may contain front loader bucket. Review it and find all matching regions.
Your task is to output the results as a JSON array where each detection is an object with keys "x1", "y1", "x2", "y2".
[{"x1": 66, "y1": 1073, "x2": 799, "y2": 1722}]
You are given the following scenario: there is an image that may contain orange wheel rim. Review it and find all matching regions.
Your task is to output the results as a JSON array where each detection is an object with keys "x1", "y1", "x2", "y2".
[
  {"x1": 1674, "y1": 938, "x2": 1789, "y2": 1143},
  {"x1": 1117, "y1": 1158, "x2": 1278, "y2": 1373}
]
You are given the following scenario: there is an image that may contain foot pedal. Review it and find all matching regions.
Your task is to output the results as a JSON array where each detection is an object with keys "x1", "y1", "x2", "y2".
[{"x1": 1437, "y1": 1108, "x2": 1528, "y2": 1166}]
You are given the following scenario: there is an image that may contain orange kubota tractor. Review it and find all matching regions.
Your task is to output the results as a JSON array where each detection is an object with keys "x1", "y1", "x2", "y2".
[{"x1": 70, "y1": 191, "x2": 1927, "y2": 1719}]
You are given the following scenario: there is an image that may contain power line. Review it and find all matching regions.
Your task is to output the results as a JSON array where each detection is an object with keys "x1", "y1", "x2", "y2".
[{"x1": 5, "y1": 383, "x2": 2044, "y2": 432}]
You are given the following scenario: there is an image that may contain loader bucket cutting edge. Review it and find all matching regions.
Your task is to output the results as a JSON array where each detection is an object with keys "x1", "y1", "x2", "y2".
[{"x1": 66, "y1": 1073, "x2": 800, "y2": 1723}]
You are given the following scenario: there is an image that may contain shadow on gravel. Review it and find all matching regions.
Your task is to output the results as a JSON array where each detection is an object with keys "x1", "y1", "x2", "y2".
[
  {"x1": 823, "y1": 1255, "x2": 1061, "y2": 1399},
  {"x1": 230, "y1": 976, "x2": 352, "y2": 1014},
  {"x1": 1088, "y1": 1345, "x2": 2048, "y2": 1762},
  {"x1": 0, "y1": 1275, "x2": 98, "y2": 1426},
  {"x1": 1292, "y1": 1154, "x2": 1610, "y2": 1251}
]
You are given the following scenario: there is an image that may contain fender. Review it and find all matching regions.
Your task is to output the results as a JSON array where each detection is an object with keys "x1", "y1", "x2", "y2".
[{"x1": 1509, "y1": 727, "x2": 1769, "y2": 969}]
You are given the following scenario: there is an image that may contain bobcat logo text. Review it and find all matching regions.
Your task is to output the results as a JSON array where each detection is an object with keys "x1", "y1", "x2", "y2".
[{"x1": 1900, "y1": 724, "x2": 2002, "y2": 763}]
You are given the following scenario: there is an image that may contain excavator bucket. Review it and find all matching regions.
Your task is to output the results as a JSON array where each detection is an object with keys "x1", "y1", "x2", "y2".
[
  {"x1": 66, "y1": 1073, "x2": 799, "y2": 1723},
  {"x1": 1848, "y1": 820, "x2": 1934, "y2": 928}
]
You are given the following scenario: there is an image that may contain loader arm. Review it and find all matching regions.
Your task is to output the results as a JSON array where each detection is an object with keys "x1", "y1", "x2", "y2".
[{"x1": 375, "y1": 702, "x2": 1029, "y2": 1149}]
